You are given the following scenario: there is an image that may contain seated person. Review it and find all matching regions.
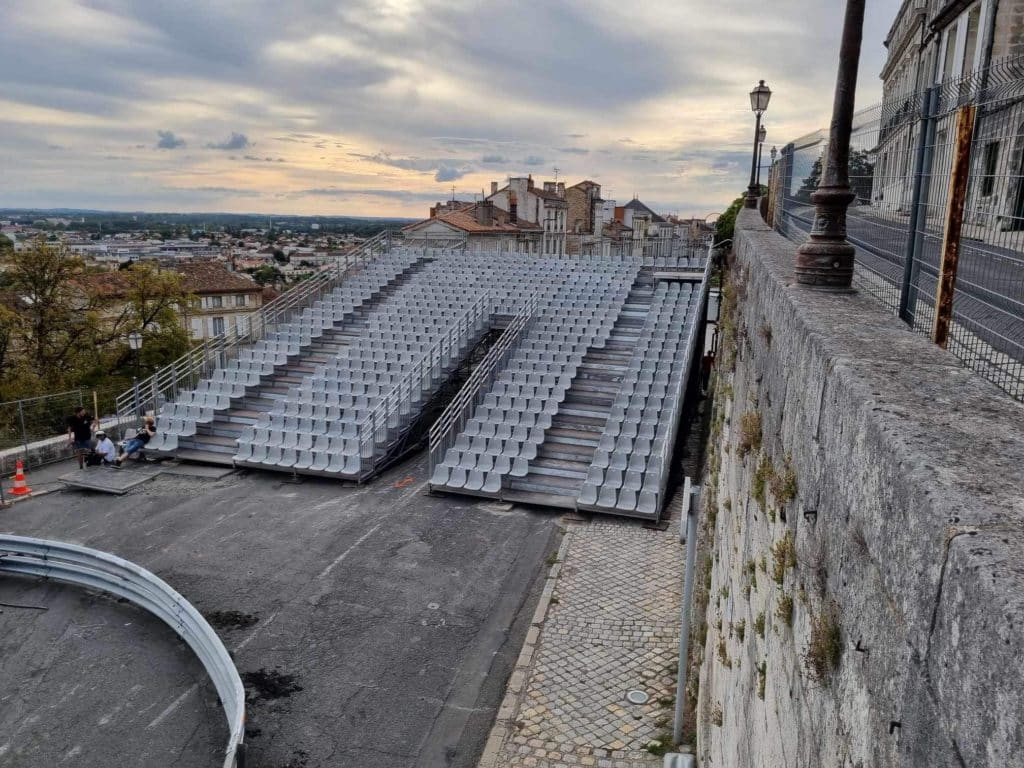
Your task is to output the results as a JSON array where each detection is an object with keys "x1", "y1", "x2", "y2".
[
  {"x1": 116, "y1": 417, "x2": 156, "y2": 465},
  {"x1": 88, "y1": 430, "x2": 117, "y2": 466}
]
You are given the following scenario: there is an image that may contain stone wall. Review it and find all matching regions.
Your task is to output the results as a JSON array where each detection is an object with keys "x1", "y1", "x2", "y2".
[{"x1": 693, "y1": 209, "x2": 1024, "y2": 766}]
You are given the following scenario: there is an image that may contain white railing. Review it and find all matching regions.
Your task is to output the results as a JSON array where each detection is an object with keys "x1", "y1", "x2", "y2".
[
  {"x1": 427, "y1": 291, "x2": 540, "y2": 480},
  {"x1": 115, "y1": 231, "x2": 393, "y2": 421},
  {"x1": 0, "y1": 535, "x2": 246, "y2": 768},
  {"x1": 356, "y1": 291, "x2": 494, "y2": 478}
]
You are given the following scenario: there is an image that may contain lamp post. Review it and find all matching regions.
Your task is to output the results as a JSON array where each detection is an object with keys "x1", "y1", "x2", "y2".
[
  {"x1": 795, "y1": 0, "x2": 866, "y2": 287},
  {"x1": 755, "y1": 124, "x2": 767, "y2": 188},
  {"x1": 128, "y1": 331, "x2": 143, "y2": 416},
  {"x1": 745, "y1": 80, "x2": 771, "y2": 208}
]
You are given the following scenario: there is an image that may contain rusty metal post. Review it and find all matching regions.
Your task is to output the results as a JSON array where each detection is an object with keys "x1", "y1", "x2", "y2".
[
  {"x1": 932, "y1": 104, "x2": 977, "y2": 349},
  {"x1": 795, "y1": 0, "x2": 865, "y2": 287}
]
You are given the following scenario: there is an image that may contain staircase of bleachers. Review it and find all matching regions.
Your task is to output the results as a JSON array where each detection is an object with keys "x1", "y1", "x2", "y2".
[{"x1": 136, "y1": 242, "x2": 709, "y2": 519}]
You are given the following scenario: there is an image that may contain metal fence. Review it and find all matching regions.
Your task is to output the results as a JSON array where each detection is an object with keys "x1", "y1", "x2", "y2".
[
  {"x1": 773, "y1": 55, "x2": 1024, "y2": 401},
  {"x1": 0, "y1": 386, "x2": 127, "y2": 467}
]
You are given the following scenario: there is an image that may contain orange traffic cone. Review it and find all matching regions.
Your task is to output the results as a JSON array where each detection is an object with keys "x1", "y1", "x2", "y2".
[{"x1": 10, "y1": 460, "x2": 31, "y2": 496}]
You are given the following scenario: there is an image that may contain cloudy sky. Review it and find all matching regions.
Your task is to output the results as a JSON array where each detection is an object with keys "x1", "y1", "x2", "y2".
[{"x1": 0, "y1": 0, "x2": 901, "y2": 218}]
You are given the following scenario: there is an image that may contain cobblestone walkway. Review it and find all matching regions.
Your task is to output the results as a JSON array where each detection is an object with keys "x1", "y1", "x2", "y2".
[{"x1": 480, "y1": 506, "x2": 685, "y2": 768}]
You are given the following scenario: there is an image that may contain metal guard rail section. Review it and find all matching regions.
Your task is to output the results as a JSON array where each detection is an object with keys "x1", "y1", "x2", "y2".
[
  {"x1": 428, "y1": 290, "x2": 541, "y2": 479},
  {"x1": 115, "y1": 231, "x2": 392, "y2": 422},
  {"x1": 0, "y1": 534, "x2": 245, "y2": 768},
  {"x1": 357, "y1": 291, "x2": 494, "y2": 477}
]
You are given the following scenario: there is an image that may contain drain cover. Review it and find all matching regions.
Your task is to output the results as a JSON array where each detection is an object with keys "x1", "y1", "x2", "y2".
[{"x1": 626, "y1": 690, "x2": 649, "y2": 705}]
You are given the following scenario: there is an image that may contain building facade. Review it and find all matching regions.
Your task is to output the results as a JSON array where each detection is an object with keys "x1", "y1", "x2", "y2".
[
  {"x1": 401, "y1": 200, "x2": 545, "y2": 253},
  {"x1": 172, "y1": 261, "x2": 265, "y2": 340},
  {"x1": 875, "y1": 0, "x2": 1024, "y2": 232}
]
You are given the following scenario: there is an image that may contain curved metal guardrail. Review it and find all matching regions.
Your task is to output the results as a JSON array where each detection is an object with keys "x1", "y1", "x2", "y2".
[{"x1": 0, "y1": 535, "x2": 245, "y2": 768}]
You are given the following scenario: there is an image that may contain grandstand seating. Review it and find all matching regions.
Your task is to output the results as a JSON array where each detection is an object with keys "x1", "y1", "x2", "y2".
[{"x1": 147, "y1": 246, "x2": 708, "y2": 520}]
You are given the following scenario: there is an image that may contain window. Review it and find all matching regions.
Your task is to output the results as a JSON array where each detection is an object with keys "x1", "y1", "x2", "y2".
[
  {"x1": 212, "y1": 316, "x2": 225, "y2": 335},
  {"x1": 235, "y1": 294, "x2": 246, "y2": 307},
  {"x1": 210, "y1": 295, "x2": 223, "y2": 308},
  {"x1": 963, "y1": 5, "x2": 981, "y2": 76},
  {"x1": 981, "y1": 142, "x2": 1000, "y2": 197},
  {"x1": 941, "y1": 29, "x2": 958, "y2": 81}
]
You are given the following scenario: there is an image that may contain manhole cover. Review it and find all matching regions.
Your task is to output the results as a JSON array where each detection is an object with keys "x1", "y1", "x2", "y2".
[{"x1": 626, "y1": 690, "x2": 649, "y2": 705}]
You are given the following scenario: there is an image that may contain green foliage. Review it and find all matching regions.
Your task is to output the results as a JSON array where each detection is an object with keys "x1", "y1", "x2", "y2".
[
  {"x1": 714, "y1": 195, "x2": 744, "y2": 245},
  {"x1": 0, "y1": 238, "x2": 189, "y2": 401},
  {"x1": 247, "y1": 265, "x2": 284, "y2": 286},
  {"x1": 752, "y1": 453, "x2": 771, "y2": 509},
  {"x1": 735, "y1": 619, "x2": 746, "y2": 643},
  {"x1": 804, "y1": 601, "x2": 843, "y2": 685},
  {"x1": 754, "y1": 611, "x2": 765, "y2": 638},
  {"x1": 757, "y1": 661, "x2": 767, "y2": 700}
]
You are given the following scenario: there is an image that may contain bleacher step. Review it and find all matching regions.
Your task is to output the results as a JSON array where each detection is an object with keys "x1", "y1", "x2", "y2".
[
  {"x1": 509, "y1": 474, "x2": 581, "y2": 495},
  {"x1": 174, "y1": 448, "x2": 235, "y2": 466}
]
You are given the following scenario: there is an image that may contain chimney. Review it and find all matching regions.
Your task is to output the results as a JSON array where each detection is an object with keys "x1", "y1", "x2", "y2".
[
  {"x1": 430, "y1": 205, "x2": 437, "y2": 218},
  {"x1": 557, "y1": 182, "x2": 565, "y2": 197},
  {"x1": 527, "y1": 174, "x2": 534, "y2": 190},
  {"x1": 509, "y1": 192, "x2": 518, "y2": 224},
  {"x1": 490, "y1": 181, "x2": 498, "y2": 196},
  {"x1": 544, "y1": 181, "x2": 556, "y2": 194},
  {"x1": 476, "y1": 201, "x2": 493, "y2": 226}
]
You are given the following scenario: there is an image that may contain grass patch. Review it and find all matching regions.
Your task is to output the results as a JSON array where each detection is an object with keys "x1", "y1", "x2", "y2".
[
  {"x1": 645, "y1": 730, "x2": 675, "y2": 756},
  {"x1": 752, "y1": 453, "x2": 771, "y2": 509},
  {"x1": 804, "y1": 601, "x2": 843, "y2": 685},
  {"x1": 769, "y1": 457, "x2": 798, "y2": 504},
  {"x1": 735, "y1": 619, "x2": 746, "y2": 643},
  {"x1": 776, "y1": 593, "x2": 794, "y2": 626},
  {"x1": 717, "y1": 635, "x2": 731, "y2": 668},
  {"x1": 754, "y1": 611, "x2": 765, "y2": 638},
  {"x1": 737, "y1": 411, "x2": 762, "y2": 458},
  {"x1": 771, "y1": 530, "x2": 797, "y2": 586},
  {"x1": 757, "y1": 661, "x2": 767, "y2": 700},
  {"x1": 711, "y1": 703, "x2": 723, "y2": 727}
]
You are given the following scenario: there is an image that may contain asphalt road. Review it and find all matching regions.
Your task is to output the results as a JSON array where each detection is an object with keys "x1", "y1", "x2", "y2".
[
  {"x1": 782, "y1": 204, "x2": 1024, "y2": 360},
  {"x1": 0, "y1": 453, "x2": 559, "y2": 768}
]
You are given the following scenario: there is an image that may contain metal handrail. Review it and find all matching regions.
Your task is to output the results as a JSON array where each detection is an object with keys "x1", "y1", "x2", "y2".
[
  {"x1": 357, "y1": 291, "x2": 494, "y2": 477},
  {"x1": 0, "y1": 534, "x2": 245, "y2": 768},
  {"x1": 428, "y1": 291, "x2": 540, "y2": 478},
  {"x1": 115, "y1": 231, "x2": 393, "y2": 421}
]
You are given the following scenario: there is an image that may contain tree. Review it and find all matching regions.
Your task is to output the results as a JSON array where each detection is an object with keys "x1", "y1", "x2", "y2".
[
  {"x1": 796, "y1": 149, "x2": 874, "y2": 205},
  {"x1": 0, "y1": 238, "x2": 190, "y2": 401},
  {"x1": 0, "y1": 233, "x2": 13, "y2": 257},
  {"x1": 248, "y1": 265, "x2": 283, "y2": 286},
  {"x1": 272, "y1": 249, "x2": 289, "y2": 264},
  {"x1": 714, "y1": 194, "x2": 747, "y2": 246}
]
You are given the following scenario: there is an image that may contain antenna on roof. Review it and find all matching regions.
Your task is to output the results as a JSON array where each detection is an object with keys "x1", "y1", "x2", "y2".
[
  {"x1": 451, "y1": 185, "x2": 456, "y2": 202},
  {"x1": 553, "y1": 166, "x2": 560, "y2": 182}
]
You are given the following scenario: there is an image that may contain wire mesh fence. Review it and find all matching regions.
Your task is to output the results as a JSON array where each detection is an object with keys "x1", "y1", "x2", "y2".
[
  {"x1": 774, "y1": 55, "x2": 1024, "y2": 401},
  {"x1": 0, "y1": 385, "x2": 128, "y2": 468}
]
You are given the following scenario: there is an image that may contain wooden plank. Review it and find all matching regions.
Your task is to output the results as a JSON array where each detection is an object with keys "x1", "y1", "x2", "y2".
[{"x1": 932, "y1": 104, "x2": 976, "y2": 349}]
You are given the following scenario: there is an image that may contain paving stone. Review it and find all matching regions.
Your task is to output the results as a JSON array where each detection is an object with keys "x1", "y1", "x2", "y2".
[{"x1": 484, "y1": 513, "x2": 683, "y2": 768}]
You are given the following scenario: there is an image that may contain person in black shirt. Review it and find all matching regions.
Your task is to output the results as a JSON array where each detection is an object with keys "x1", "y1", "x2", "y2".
[{"x1": 66, "y1": 406, "x2": 96, "y2": 469}]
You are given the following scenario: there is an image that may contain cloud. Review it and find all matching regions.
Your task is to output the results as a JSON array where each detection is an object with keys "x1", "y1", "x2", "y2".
[
  {"x1": 521, "y1": 155, "x2": 545, "y2": 166},
  {"x1": 481, "y1": 154, "x2": 509, "y2": 164},
  {"x1": 155, "y1": 130, "x2": 185, "y2": 149},
  {"x1": 557, "y1": 147, "x2": 589, "y2": 155},
  {"x1": 206, "y1": 131, "x2": 250, "y2": 150},
  {"x1": 434, "y1": 166, "x2": 468, "y2": 182}
]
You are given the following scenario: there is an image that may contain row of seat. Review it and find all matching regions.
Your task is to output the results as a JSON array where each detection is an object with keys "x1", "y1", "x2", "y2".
[{"x1": 577, "y1": 281, "x2": 700, "y2": 515}]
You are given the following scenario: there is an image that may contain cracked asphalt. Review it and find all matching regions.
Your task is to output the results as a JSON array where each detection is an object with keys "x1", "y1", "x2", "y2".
[{"x1": 0, "y1": 453, "x2": 557, "y2": 768}]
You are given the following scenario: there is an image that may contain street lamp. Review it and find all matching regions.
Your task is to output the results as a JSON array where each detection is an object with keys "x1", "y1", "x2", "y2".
[
  {"x1": 128, "y1": 331, "x2": 143, "y2": 415},
  {"x1": 795, "y1": 0, "x2": 866, "y2": 287},
  {"x1": 745, "y1": 80, "x2": 771, "y2": 208},
  {"x1": 755, "y1": 124, "x2": 768, "y2": 188}
]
